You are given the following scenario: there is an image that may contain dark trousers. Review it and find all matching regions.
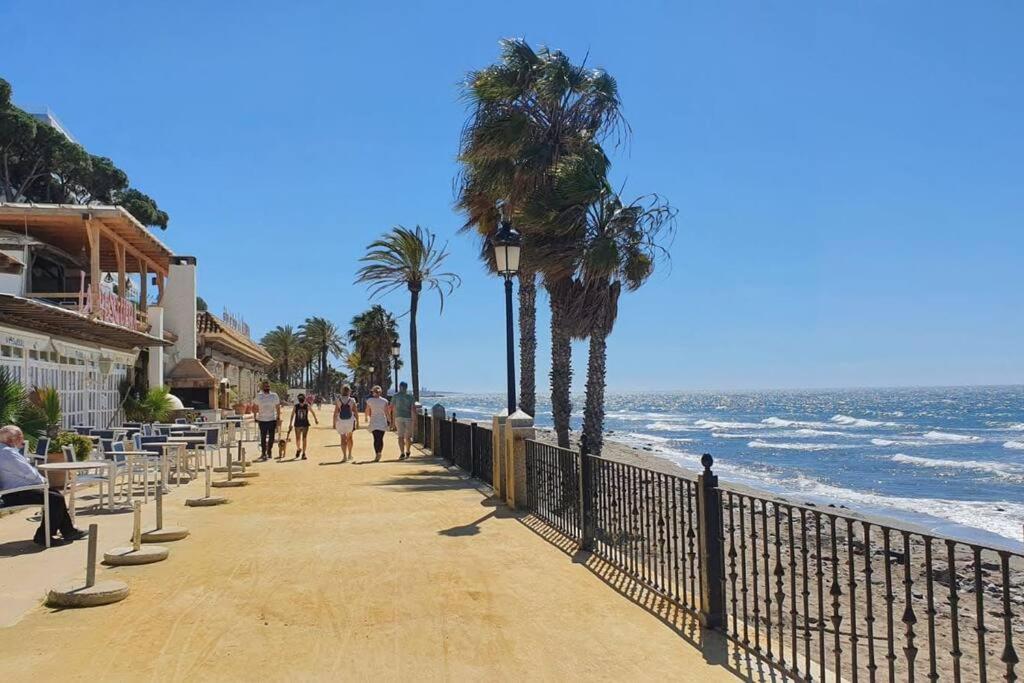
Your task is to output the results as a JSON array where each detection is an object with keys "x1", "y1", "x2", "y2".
[
  {"x1": 2, "y1": 488, "x2": 75, "y2": 538},
  {"x1": 258, "y1": 420, "x2": 277, "y2": 457},
  {"x1": 372, "y1": 429, "x2": 385, "y2": 455}
]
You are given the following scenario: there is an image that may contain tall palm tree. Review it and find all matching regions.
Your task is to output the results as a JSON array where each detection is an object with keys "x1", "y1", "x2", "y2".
[
  {"x1": 299, "y1": 317, "x2": 346, "y2": 396},
  {"x1": 261, "y1": 325, "x2": 302, "y2": 384},
  {"x1": 347, "y1": 306, "x2": 398, "y2": 391},
  {"x1": 355, "y1": 225, "x2": 460, "y2": 402},
  {"x1": 575, "y1": 190, "x2": 675, "y2": 455},
  {"x1": 458, "y1": 39, "x2": 626, "y2": 443}
]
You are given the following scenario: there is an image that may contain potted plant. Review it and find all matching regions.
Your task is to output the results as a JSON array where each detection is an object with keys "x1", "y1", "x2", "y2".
[{"x1": 29, "y1": 387, "x2": 62, "y2": 439}]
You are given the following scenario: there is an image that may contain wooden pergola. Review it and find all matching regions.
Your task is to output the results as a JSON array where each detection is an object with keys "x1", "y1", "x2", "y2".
[{"x1": 0, "y1": 203, "x2": 174, "y2": 310}]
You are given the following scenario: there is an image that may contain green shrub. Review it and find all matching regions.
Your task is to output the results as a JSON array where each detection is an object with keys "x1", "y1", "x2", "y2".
[{"x1": 50, "y1": 432, "x2": 94, "y2": 461}]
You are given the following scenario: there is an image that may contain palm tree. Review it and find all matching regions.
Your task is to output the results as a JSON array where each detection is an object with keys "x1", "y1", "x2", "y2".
[
  {"x1": 299, "y1": 317, "x2": 346, "y2": 397},
  {"x1": 355, "y1": 225, "x2": 460, "y2": 402},
  {"x1": 458, "y1": 39, "x2": 626, "y2": 443},
  {"x1": 347, "y1": 306, "x2": 398, "y2": 391},
  {"x1": 261, "y1": 325, "x2": 302, "y2": 384},
  {"x1": 574, "y1": 190, "x2": 675, "y2": 455}
]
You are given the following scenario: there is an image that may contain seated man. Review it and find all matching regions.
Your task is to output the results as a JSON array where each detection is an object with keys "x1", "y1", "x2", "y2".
[{"x1": 0, "y1": 425, "x2": 86, "y2": 547}]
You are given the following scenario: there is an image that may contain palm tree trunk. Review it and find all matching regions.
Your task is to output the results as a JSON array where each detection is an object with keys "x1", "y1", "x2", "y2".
[
  {"x1": 409, "y1": 287, "x2": 420, "y2": 402},
  {"x1": 518, "y1": 271, "x2": 536, "y2": 418},
  {"x1": 548, "y1": 281, "x2": 573, "y2": 448},
  {"x1": 321, "y1": 347, "x2": 328, "y2": 397},
  {"x1": 582, "y1": 319, "x2": 609, "y2": 457}
]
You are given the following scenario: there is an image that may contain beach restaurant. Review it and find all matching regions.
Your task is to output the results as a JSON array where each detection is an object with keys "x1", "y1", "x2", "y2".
[{"x1": 0, "y1": 203, "x2": 172, "y2": 427}]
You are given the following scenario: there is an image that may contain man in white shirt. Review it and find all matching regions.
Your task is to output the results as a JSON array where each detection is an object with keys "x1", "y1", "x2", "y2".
[
  {"x1": 251, "y1": 380, "x2": 281, "y2": 461},
  {"x1": 0, "y1": 425, "x2": 85, "y2": 546}
]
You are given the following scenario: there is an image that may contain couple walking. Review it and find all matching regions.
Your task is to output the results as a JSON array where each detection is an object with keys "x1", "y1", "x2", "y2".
[{"x1": 333, "y1": 382, "x2": 415, "y2": 462}]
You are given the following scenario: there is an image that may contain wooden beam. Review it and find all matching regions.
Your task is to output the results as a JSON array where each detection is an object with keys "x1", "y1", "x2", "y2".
[
  {"x1": 114, "y1": 242, "x2": 126, "y2": 298},
  {"x1": 86, "y1": 217, "x2": 101, "y2": 315},
  {"x1": 140, "y1": 264, "x2": 148, "y2": 311},
  {"x1": 95, "y1": 222, "x2": 168, "y2": 278}
]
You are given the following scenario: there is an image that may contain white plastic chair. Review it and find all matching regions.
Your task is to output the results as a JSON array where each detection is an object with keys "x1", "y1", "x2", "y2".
[{"x1": 0, "y1": 481, "x2": 51, "y2": 548}]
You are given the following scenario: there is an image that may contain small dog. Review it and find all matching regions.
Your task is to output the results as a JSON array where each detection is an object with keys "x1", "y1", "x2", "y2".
[{"x1": 277, "y1": 437, "x2": 289, "y2": 460}]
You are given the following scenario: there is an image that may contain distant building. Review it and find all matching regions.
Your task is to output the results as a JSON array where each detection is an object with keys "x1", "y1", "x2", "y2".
[{"x1": 27, "y1": 107, "x2": 76, "y2": 143}]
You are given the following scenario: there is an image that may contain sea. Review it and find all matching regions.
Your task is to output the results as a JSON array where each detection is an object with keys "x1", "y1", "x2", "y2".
[{"x1": 433, "y1": 385, "x2": 1024, "y2": 551}]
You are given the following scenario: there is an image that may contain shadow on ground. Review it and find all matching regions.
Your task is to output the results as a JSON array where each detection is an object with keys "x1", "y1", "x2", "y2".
[{"x1": 517, "y1": 515, "x2": 796, "y2": 683}]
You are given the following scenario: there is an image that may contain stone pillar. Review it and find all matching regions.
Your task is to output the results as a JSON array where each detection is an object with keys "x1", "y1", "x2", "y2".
[
  {"x1": 504, "y1": 411, "x2": 535, "y2": 509},
  {"x1": 491, "y1": 413, "x2": 507, "y2": 498},
  {"x1": 147, "y1": 306, "x2": 165, "y2": 389}
]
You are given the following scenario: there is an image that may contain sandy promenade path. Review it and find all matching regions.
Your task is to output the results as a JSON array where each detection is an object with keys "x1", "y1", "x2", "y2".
[{"x1": 0, "y1": 407, "x2": 732, "y2": 681}]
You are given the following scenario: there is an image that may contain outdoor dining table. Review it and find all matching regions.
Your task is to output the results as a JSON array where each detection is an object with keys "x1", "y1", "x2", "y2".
[
  {"x1": 152, "y1": 442, "x2": 189, "y2": 488},
  {"x1": 117, "y1": 450, "x2": 164, "y2": 503},
  {"x1": 36, "y1": 460, "x2": 118, "y2": 523}
]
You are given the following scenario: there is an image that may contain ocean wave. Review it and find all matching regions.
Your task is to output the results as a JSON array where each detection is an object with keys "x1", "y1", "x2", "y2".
[
  {"x1": 922, "y1": 430, "x2": 983, "y2": 444},
  {"x1": 747, "y1": 440, "x2": 842, "y2": 452},
  {"x1": 695, "y1": 419, "x2": 765, "y2": 430},
  {"x1": 644, "y1": 421, "x2": 702, "y2": 432},
  {"x1": 788, "y1": 476, "x2": 1024, "y2": 545},
  {"x1": 761, "y1": 416, "x2": 832, "y2": 429},
  {"x1": 1009, "y1": 423, "x2": 1024, "y2": 431},
  {"x1": 711, "y1": 432, "x2": 757, "y2": 439},
  {"x1": 1005, "y1": 440, "x2": 1024, "y2": 450},
  {"x1": 830, "y1": 414, "x2": 901, "y2": 428},
  {"x1": 888, "y1": 454, "x2": 1024, "y2": 481}
]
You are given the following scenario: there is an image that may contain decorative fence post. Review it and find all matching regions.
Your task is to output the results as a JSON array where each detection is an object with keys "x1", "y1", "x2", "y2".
[
  {"x1": 469, "y1": 422, "x2": 477, "y2": 478},
  {"x1": 697, "y1": 454, "x2": 726, "y2": 629},
  {"x1": 579, "y1": 434, "x2": 596, "y2": 551},
  {"x1": 450, "y1": 414, "x2": 457, "y2": 463}
]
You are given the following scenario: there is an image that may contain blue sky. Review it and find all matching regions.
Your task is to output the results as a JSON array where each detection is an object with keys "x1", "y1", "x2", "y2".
[{"x1": 3, "y1": 1, "x2": 1021, "y2": 392}]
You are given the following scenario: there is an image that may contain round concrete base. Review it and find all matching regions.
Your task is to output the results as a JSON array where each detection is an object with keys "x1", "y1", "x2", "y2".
[
  {"x1": 212, "y1": 466, "x2": 242, "y2": 473},
  {"x1": 185, "y1": 496, "x2": 228, "y2": 507},
  {"x1": 140, "y1": 525, "x2": 189, "y2": 543},
  {"x1": 103, "y1": 545, "x2": 169, "y2": 565},
  {"x1": 46, "y1": 579, "x2": 129, "y2": 608},
  {"x1": 211, "y1": 480, "x2": 248, "y2": 488},
  {"x1": 233, "y1": 471, "x2": 260, "y2": 478}
]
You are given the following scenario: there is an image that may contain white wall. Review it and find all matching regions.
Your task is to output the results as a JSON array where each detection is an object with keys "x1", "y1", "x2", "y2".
[{"x1": 163, "y1": 260, "x2": 197, "y2": 362}]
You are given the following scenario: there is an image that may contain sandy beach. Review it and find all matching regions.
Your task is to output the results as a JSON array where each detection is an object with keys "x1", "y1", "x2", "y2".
[{"x1": 0, "y1": 407, "x2": 733, "y2": 682}]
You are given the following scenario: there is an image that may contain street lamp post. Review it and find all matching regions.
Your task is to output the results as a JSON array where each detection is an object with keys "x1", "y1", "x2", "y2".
[
  {"x1": 491, "y1": 219, "x2": 521, "y2": 416},
  {"x1": 391, "y1": 340, "x2": 401, "y2": 393}
]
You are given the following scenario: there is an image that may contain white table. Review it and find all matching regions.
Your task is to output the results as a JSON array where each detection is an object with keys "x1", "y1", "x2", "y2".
[
  {"x1": 37, "y1": 461, "x2": 118, "y2": 522},
  {"x1": 118, "y1": 450, "x2": 163, "y2": 502}
]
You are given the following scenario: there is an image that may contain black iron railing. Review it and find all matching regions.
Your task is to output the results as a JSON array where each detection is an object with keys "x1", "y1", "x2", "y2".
[
  {"x1": 452, "y1": 419, "x2": 472, "y2": 473},
  {"x1": 719, "y1": 488, "x2": 1022, "y2": 683},
  {"x1": 525, "y1": 440, "x2": 581, "y2": 541},
  {"x1": 471, "y1": 422, "x2": 493, "y2": 486},
  {"x1": 589, "y1": 455, "x2": 704, "y2": 614}
]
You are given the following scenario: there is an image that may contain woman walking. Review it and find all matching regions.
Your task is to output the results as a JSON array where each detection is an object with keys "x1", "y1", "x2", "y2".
[
  {"x1": 333, "y1": 385, "x2": 359, "y2": 462},
  {"x1": 286, "y1": 393, "x2": 318, "y2": 460},
  {"x1": 365, "y1": 385, "x2": 391, "y2": 462}
]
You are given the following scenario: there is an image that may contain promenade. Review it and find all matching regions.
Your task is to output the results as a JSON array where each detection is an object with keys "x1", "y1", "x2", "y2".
[{"x1": 0, "y1": 407, "x2": 732, "y2": 681}]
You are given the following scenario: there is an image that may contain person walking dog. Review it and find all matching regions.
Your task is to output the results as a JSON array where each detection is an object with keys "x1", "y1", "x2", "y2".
[
  {"x1": 252, "y1": 380, "x2": 281, "y2": 461},
  {"x1": 286, "y1": 392, "x2": 318, "y2": 460}
]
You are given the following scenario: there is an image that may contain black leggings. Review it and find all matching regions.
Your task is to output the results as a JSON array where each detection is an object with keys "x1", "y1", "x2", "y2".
[
  {"x1": 372, "y1": 429, "x2": 385, "y2": 455},
  {"x1": 2, "y1": 488, "x2": 75, "y2": 537},
  {"x1": 258, "y1": 420, "x2": 277, "y2": 457}
]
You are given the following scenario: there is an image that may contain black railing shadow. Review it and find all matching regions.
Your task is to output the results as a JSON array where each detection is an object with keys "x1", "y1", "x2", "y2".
[{"x1": 516, "y1": 513, "x2": 797, "y2": 683}]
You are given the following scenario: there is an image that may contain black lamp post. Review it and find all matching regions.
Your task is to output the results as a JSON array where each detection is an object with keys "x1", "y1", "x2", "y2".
[
  {"x1": 491, "y1": 219, "x2": 521, "y2": 415},
  {"x1": 391, "y1": 340, "x2": 401, "y2": 393}
]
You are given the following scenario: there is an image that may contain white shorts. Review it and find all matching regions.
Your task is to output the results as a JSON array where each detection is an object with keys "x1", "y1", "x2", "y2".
[
  {"x1": 395, "y1": 417, "x2": 412, "y2": 438},
  {"x1": 335, "y1": 418, "x2": 355, "y2": 435}
]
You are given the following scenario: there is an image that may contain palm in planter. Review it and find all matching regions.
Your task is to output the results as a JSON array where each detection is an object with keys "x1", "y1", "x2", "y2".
[{"x1": 29, "y1": 387, "x2": 62, "y2": 438}]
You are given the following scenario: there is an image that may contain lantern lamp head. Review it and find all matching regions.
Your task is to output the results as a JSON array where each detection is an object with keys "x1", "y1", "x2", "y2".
[{"x1": 491, "y1": 219, "x2": 521, "y2": 277}]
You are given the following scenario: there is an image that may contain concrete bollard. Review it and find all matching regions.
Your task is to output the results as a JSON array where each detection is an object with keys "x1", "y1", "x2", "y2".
[
  {"x1": 186, "y1": 466, "x2": 229, "y2": 506},
  {"x1": 104, "y1": 503, "x2": 169, "y2": 565},
  {"x1": 48, "y1": 525, "x2": 129, "y2": 607},
  {"x1": 141, "y1": 484, "x2": 189, "y2": 543},
  {"x1": 213, "y1": 439, "x2": 247, "y2": 488}
]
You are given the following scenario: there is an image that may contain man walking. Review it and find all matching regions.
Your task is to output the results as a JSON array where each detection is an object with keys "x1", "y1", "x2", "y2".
[
  {"x1": 252, "y1": 380, "x2": 281, "y2": 461},
  {"x1": 0, "y1": 425, "x2": 86, "y2": 547},
  {"x1": 389, "y1": 381, "x2": 415, "y2": 460},
  {"x1": 364, "y1": 385, "x2": 391, "y2": 462}
]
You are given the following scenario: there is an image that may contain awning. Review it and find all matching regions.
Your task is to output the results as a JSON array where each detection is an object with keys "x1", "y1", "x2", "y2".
[
  {"x1": 0, "y1": 294, "x2": 168, "y2": 349},
  {"x1": 197, "y1": 311, "x2": 274, "y2": 368},
  {"x1": 166, "y1": 358, "x2": 217, "y2": 388}
]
